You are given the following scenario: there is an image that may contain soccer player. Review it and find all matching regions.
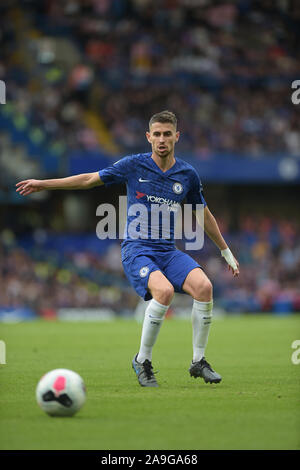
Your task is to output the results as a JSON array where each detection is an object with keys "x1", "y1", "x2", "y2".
[{"x1": 16, "y1": 110, "x2": 239, "y2": 387}]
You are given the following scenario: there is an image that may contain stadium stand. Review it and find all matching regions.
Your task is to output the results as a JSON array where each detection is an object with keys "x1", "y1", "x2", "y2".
[
  {"x1": 1, "y1": 0, "x2": 299, "y2": 171},
  {"x1": 0, "y1": 1, "x2": 299, "y2": 318},
  {"x1": 1, "y1": 213, "x2": 300, "y2": 316}
]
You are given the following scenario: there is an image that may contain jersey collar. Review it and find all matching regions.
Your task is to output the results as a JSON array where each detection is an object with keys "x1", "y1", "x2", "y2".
[{"x1": 149, "y1": 154, "x2": 178, "y2": 176}]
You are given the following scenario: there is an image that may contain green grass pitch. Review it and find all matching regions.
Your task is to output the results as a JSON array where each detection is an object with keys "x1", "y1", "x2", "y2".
[{"x1": 0, "y1": 314, "x2": 299, "y2": 450}]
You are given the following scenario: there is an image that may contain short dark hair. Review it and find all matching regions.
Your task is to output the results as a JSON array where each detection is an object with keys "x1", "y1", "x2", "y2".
[{"x1": 149, "y1": 110, "x2": 177, "y2": 130}]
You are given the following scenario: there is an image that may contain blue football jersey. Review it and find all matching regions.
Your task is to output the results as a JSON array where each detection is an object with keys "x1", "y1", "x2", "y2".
[{"x1": 98, "y1": 152, "x2": 206, "y2": 249}]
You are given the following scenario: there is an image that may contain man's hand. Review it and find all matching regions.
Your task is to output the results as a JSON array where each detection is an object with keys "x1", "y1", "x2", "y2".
[
  {"x1": 221, "y1": 248, "x2": 240, "y2": 277},
  {"x1": 16, "y1": 179, "x2": 45, "y2": 196}
]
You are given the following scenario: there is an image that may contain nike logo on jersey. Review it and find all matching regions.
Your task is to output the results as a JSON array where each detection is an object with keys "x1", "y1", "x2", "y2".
[{"x1": 139, "y1": 178, "x2": 151, "y2": 182}]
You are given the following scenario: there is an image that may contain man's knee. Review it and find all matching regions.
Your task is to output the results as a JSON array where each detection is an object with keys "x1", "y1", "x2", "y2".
[
  {"x1": 150, "y1": 282, "x2": 174, "y2": 305},
  {"x1": 193, "y1": 278, "x2": 213, "y2": 301}
]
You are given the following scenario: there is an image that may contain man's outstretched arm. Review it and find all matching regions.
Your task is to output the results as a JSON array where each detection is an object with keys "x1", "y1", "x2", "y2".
[
  {"x1": 195, "y1": 206, "x2": 239, "y2": 277},
  {"x1": 16, "y1": 172, "x2": 103, "y2": 196}
]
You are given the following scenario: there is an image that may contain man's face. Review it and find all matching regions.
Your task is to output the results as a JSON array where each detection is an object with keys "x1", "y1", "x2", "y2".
[{"x1": 146, "y1": 122, "x2": 180, "y2": 158}]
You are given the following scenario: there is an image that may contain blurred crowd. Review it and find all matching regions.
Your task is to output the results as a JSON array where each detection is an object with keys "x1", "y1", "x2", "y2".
[
  {"x1": 0, "y1": 0, "x2": 300, "y2": 161},
  {"x1": 1, "y1": 1, "x2": 299, "y2": 317},
  {"x1": 0, "y1": 232, "x2": 137, "y2": 317},
  {"x1": 1, "y1": 214, "x2": 299, "y2": 315},
  {"x1": 197, "y1": 214, "x2": 300, "y2": 313}
]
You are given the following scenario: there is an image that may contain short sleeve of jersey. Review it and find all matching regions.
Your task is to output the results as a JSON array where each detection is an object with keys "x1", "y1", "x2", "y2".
[
  {"x1": 99, "y1": 156, "x2": 133, "y2": 186},
  {"x1": 186, "y1": 169, "x2": 207, "y2": 210}
]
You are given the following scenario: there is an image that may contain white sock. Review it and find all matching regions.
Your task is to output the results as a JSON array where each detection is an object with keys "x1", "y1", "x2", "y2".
[
  {"x1": 191, "y1": 299, "x2": 213, "y2": 362},
  {"x1": 137, "y1": 299, "x2": 169, "y2": 363}
]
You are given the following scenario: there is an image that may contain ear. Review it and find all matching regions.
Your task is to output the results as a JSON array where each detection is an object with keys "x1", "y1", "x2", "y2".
[
  {"x1": 175, "y1": 131, "x2": 180, "y2": 142},
  {"x1": 146, "y1": 131, "x2": 151, "y2": 143}
]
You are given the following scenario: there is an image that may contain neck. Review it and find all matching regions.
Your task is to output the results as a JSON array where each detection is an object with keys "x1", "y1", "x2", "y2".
[{"x1": 151, "y1": 152, "x2": 176, "y2": 172}]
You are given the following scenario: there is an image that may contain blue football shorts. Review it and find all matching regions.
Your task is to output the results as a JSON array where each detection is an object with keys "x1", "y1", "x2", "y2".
[{"x1": 122, "y1": 245, "x2": 201, "y2": 301}]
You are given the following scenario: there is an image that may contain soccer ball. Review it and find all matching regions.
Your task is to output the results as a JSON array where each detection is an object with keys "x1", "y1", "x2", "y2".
[{"x1": 36, "y1": 369, "x2": 86, "y2": 417}]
